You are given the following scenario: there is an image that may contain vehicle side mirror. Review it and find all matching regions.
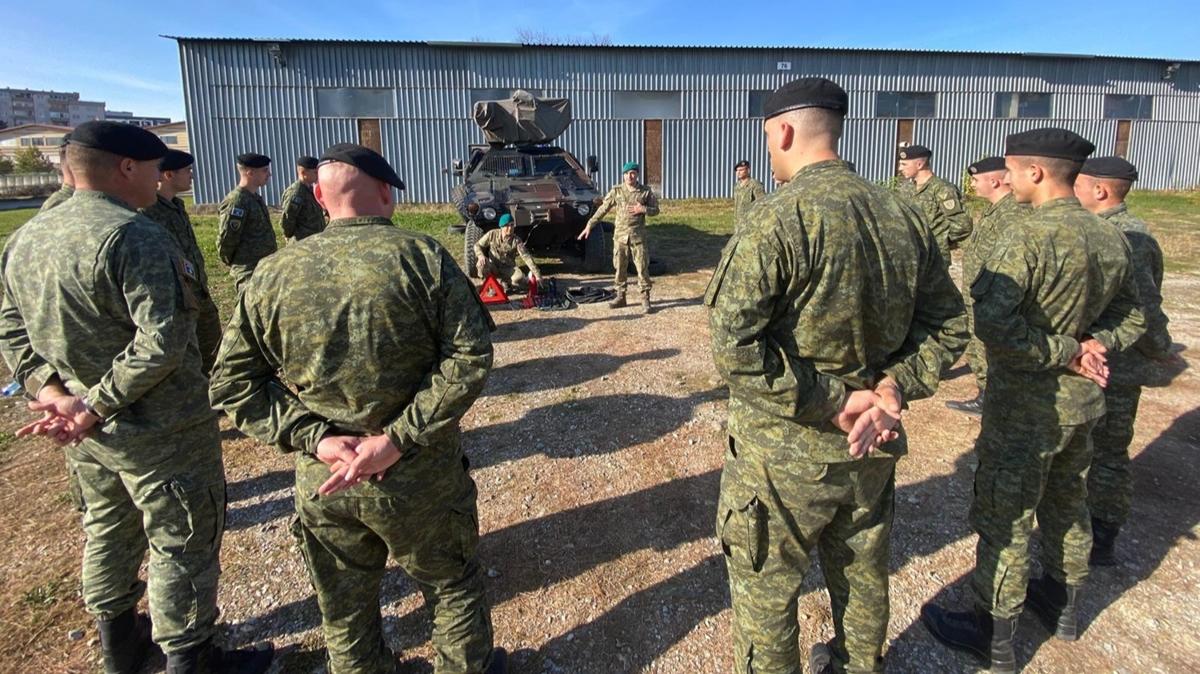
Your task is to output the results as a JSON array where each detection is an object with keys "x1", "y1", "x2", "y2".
[
  {"x1": 451, "y1": 159, "x2": 464, "y2": 177},
  {"x1": 586, "y1": 156, "x2": 599, "y2": 174}
]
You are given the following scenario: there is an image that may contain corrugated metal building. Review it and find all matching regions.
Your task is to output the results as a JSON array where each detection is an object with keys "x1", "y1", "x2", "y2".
[{"x1": 171, "y1": 37, "x2": 1200, "y2": 204}]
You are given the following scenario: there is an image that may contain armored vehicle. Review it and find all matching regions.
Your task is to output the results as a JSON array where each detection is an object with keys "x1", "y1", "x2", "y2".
[{"x1": 449, "y1": 90, "x2": 609, "y2": 277}]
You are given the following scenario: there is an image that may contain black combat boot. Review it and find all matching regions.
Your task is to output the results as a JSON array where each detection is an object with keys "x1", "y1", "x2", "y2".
[
  {"x1": 97, "y1": 608, "x2": 157, "y2": 674},
  {"x1": 1025, "y1": 575, "x2": 1081, "y2": 641},
  {"x1": 807, "y1": 642, "x2": 835, "y2": 674},
  {"x1": 921, "y1": 603, "x2": 1017, "y2": 673},
  {"x1": 1090, "y1": 517, "x2": 1120, "y2": 567},
  {"x1": 165, "y1": 639, "x2": 274, "y2": 674},
  {"x1": 608, "y1": 292, "x2": 627, "y2": 309},
  {"x1": 484, "y1": 647, "x2": 508, "y2": 674},
  {"x1": 945, "y1": 391, "x2": 984, "y2": 416}
]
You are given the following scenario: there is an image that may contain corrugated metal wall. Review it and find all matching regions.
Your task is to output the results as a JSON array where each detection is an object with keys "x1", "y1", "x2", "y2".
[{"x1": 178, "y1": 40, "x2": 1200, "y2": 203}]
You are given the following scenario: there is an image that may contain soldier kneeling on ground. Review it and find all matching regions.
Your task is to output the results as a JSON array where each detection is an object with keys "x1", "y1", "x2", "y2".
[{"x1": 474, "y1": 213, "x2": 540, "y2": 292}]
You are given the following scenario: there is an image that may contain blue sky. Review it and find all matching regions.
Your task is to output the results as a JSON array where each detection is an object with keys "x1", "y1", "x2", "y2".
[{"x1": 1, "y1": 0, "x2": 1194, "y2": 122}]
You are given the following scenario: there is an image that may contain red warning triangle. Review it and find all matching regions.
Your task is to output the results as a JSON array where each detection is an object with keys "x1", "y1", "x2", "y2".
[{"x1": 478, "y1": 275, "x2": 510, "y2": 305}]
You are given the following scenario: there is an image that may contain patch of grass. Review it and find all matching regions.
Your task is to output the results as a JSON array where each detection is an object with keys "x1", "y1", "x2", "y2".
[
  {"x1": 0, "y1": 208, "x2": 40, "y2": 249},
  {"x1": 21, "y1": 578, "x2": 69, "y2": 609}
]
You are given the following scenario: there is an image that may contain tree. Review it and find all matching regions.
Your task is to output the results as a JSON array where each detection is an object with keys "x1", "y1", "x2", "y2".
[
  {"x1": 13, "y1": 146, "x2": 53, "y2": 174},
  {"x1": 515, "y1": 29, "x2": 613, "y2": 46},
  {"x1": 0, "y1": 157, "x2": 13, "y2": 175}
]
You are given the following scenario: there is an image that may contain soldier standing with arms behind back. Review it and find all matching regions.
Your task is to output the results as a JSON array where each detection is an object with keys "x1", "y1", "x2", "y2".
[
  {"x1": 280, "y1": 155, "x2": 327, "y2": 243},
  {"x1": 217, "y1": 152, "x2": 277, "y2": 291},
  {"x1": 945, "y1": 156, "x2": 1030, "y2": 416},
  {"x1": 0, "y1": 121, "x2": 272, "y2": 674},
  {"x1": 897, "y1": 144, "x2": 972, "y2": 266},
  {"x1": 732, "y1": 159, "x2": 765, "y2": 231},
  {"x1": 922, "y1": 129, "x2": 1146, "y2": 673},
  {"x1": 1074, "y1": 156, "x2": 1175, "y2": 566},
  {"x1": 141, "y1": 149, "x2": 223, "y2": 372},
  {"x1": 578, "y1": 161, "x2": 659, "y2": 313},
  {"x1": 708, "y1": 78, "x2": 968, "y2": 674},
  {"x1": 210, "y1": 143, "x2": 506, "y2": 674}
]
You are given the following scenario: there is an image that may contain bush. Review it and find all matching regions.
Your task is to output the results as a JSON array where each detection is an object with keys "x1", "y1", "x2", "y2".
[{"x1": 13, "y1": 146, "x2": 53, "y2": 174}]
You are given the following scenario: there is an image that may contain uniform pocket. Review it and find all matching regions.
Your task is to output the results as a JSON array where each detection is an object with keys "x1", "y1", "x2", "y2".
[
  {"x1": 719, "y1": 494, "x2": 768, "y2": 573},
  {"x1": 704, "y1": 234, "x2": 741, "y2": 307},
  {"x1": 161, "y1": 479, "x2": 224, "y2": 554}
]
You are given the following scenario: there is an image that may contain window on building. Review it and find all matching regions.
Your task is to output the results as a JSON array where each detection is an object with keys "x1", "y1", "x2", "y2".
[
  {"x1": 160, "y1": 135, "x2": 178, "y2": 145},
  {"x1": 315, "y1": 88, "x2": 396, "y2": 118},
  {"x1": 31, "y1": 137, "x2": 44, "y2": 146},
  {"x1": 748, "y1": 90, "x2": 773, "y2": 118},
  {"x1": 469, "y1": 88, "x2": 544, "y2": 104},
  {"x1": 45, "y1": 137, "x2": 62, "y2": 147},
  {"x1": 994, "y1": 92, "x2": 1052, "y2": 118},
  {"x1": 612, "y1": 91, "x2": 682, "y2": 119},
  {"x1": 19, "y1": 138, "x2": 31, "y2": 146},
  {"x1": 1104, "y1": 94, "x2": 1153, "y2": 120},
  {"x1": 875, "y1": 92, "x2": 937, "y2": 118}
]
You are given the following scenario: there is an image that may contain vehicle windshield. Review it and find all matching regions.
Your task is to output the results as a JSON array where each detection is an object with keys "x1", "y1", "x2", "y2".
[
  {"x1": 475, "y1": 153, "x2": 529, "y2": 177},
  {"x1": 531, "y1": 155, "x2": 582, "y2": 177}
]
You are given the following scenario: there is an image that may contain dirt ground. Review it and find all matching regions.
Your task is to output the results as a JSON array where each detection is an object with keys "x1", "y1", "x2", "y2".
[{"x1": 0, "y1": 256, "x2": 1197, "y2": 674}]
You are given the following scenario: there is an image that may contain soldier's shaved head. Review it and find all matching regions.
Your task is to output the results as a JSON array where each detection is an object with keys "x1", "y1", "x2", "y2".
[
  {"x1": 67, "y1": 143, "x2": 160, "y2": 209},
  {"x1": 1004, "y1": 155, "x2": 1083, "y2": 206},
  {"x1": 764, "y1": 108, "x2": 843, "y2": 184},
  {"x1": 315, "y1": 161, "x2": 395, "y2": 220},
  {"x1": 1073, "y1": 174, "x2": 1132, "y2": 213}
]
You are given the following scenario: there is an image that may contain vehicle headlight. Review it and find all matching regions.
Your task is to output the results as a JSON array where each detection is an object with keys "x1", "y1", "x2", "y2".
[
  {"x1": 576, "y1": 203, "x2": 591, "y2": 216},
  {"x1": 481, "y1": 207, "x2": 497, "y2": 220}
]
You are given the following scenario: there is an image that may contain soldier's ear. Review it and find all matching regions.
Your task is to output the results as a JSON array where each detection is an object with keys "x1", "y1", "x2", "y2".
[{"x1": 313, "y1": 182, "x2": 327, "y2": 209}]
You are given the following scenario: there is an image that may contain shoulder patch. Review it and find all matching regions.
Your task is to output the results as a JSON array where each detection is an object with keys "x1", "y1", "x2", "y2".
[
  {"x1": 942, "y1": 198, "x2": 959, "y2": 210},
  {"x1": 231, "y1": 207, "x2": 245, "y2": 217}
]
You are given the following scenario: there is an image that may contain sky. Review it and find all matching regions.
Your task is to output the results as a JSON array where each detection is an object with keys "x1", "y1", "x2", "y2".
[{"x1": 1, "y1": 0, "x2": 1195, "y2": 123}]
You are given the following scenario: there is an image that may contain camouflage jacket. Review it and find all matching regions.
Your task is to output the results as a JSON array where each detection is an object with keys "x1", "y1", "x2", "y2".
[
  {"x1": 733, "y1": 177, "x2": 766, "y2": 225},
  {"x1": 39, "y1": 184, "x2": 74, "y2": 212},
  {"x1": 707, "y1": 159, "x2": 968, "y2": 463},
  {"x1": 972, "y1": 197, "x2": 1146, "y2": 425},
  {"x1": 280, "y1": 180, "x2": 326, "y2": 242},
  {"x1": 587, "y1": 182, "x2": 660, "y2": 243},
  {"x1": 963, "y1": 192, "x2": 1029, "y2": 292},
  {"x1": 209, "y1": 216, "x2": 495, "y2": 499},
  {"x1": 217, "y1": 186, "x2": 277, "y2": 273},
  {"x1": 141, "y1": 193, "x2": 212, "y2": 293},
  {"x1": 475, "y1": 227, "x2": 540, "y2": 276},
  {"x1": 0, "y1": 190, "x2": 213, "y2": 469},
  {"x1": 902, "y1": 174, "x2": 972, "y2": 262},
  {"x1": 1100, "y1": 203, "x2": 1173, "y2": 382}
]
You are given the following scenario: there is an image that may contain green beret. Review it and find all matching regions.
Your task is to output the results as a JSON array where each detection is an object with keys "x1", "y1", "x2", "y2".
[
  {"x1": 319, "y1": 143, "x2": 405, "y2": 190},
  {"x1": 70, "y1": 121, "x2": 166, "y2": 161},
  {"x1": 498, "y1": 213, "x2": 513, "y2": 227},
  {"x1": 237, "y1": 152, "x2": 271, "y2": 168},
  {"x1": 1080, "y1": 156, "x2": 1138, "y2": 182},
  {"x1": 622, "y1": 161, "x2": 639, "y2": 173},
  {"x1": 968, "y1": 157, "x2": 1007, "y2": 174},
  {"x1": 763, "y1": 77, "x2": 849, "y2": 119},
  {"x1": 1004, "y1": 128, "x2": 1094, "y2": 162}
]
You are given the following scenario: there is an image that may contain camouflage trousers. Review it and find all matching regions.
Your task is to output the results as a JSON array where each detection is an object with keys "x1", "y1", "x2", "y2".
[
  {"x1": 67, "y1": 423, "x2": 226, "y2": 654},
  {"x1": 970, "y1": 414, "x2": 1095, "y2": 618},
  {"x1": 963, "y1": 295, "x2": 987, "y2": 392},
  {"x1": 718, "y1": 436, "x2": 894, "y2": 674},
  {"x1": 196, "y1": 292, "x2": 223, "y2": 374},
  {"x1": 292, "y1": 473, "x2": 495, "y2": 674},
  {"x1": 477, "y1": 259, "x2": 527, "y2": 290},
  {"x1": 613, "y1": 236, "x2": 651, "y2": 295},
  {"x1": 1088, "y1": 383, "x2": 1141, "y2": 527}
]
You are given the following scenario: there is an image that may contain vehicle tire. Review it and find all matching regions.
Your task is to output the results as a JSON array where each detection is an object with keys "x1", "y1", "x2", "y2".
[
  {"x1": 583, "y1": 222, "x2": 611, "y2": 274},
  {"x1": 464, "y1": 221, "x2": 483, "y2": 279}
]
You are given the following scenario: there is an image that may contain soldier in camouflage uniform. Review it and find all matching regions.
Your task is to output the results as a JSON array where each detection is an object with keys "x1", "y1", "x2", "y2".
[
  {"x1": 39, "y1": 132, "x2": 75, "y2": 212},
  {"x1": 922, "y1": 130, "x2": 1146, "y2": 674},
  {"x1": 945, "y1": 157, "x2": 1030, "y2": 416},
  {"x1": 897, "y1": 145, "x2": 972, "y2": 266},
  {"x1": 140, "y1": 149, "x2": 223, "y2": 372},
  {"x1": 474, "y1": 213, "x2": 540, "y2": 290},
  {"x1": 0, "y1": 122, "x2": 271, "y2": 674},
  {"x1": 732, "y1": 159, "x2": 766, "y2": 230},
  {"x1": 708, "y1": 78, "x2": 968, "y2": 674},
  {"x1": 217, "y1": 153, "x2": 277, "y2": 291},
  {"x1": 1074, "y1": 156, "x2": 1174, "y2": 566},
  {"x1": 578, "y1": 161, "x2": 659, "y2": 312},
  {"x1": 280, "y1": 155, "x2": 327, "y2": 243},
  {"x1": 210, "y1": 143, "x2": 506, "y2": 674}
]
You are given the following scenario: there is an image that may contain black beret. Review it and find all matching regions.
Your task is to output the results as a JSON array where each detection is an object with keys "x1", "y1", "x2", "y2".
[
  {"x1": 763, "y1": 77, "x2": 849, "y2": 119},
  {"x1": 1004, "y1": 128, "x2": 1094, "y2": 162},
  {"x1": 1080, "y1": 156, "x2": 1138, "y2": 182},
  {"x1": 898, "y1": 145, "x2": 932, "y2": 160},
  {"x1": 297, "y1": 155, "x2": 319, "y2": 170},
  {"x1": 69, "y1": 121, "x2": 167, "y2": 161},
  {"x1": 734, "y1": 160, "x2": 750, "y2": 169},
  {"x1": 319, "y1": 143, "x2": 406, "y2": 190},
  {"x1": 160, "y1": 150, "x2": 194, "y2": 172},
  {"x1": 968, "y1": 156, "x2": 1007, "y2": 174},
  {"x1": 237, "y1": 153, "x2": 271, "y2": 168}
]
